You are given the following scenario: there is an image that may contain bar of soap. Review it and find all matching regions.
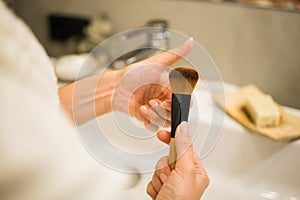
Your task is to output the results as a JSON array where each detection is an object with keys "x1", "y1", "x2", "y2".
[{"x1": 245, "y1": 94, "x2": 281, "y2": 127}]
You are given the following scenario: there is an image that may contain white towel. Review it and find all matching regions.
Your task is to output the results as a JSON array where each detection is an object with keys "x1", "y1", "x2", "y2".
[{"x1": 0, "y1": 2, "x2": 140, "y2": 200}]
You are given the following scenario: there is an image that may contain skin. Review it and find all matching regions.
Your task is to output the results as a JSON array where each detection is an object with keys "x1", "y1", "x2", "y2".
[
  {"x1": 147, "y1": 122, "x2": 210, "y2": 200},
  {"x1": 59, "y1": 38, "x2": 193, "y2": 127},
  {"x1": 58, "y1": 38, "x2": 209, "y2": 199}
]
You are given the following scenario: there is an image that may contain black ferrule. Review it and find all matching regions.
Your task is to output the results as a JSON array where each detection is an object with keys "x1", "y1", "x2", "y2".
[{"x1": 171, "y1": 93, "x2": 191, "y2": 138}]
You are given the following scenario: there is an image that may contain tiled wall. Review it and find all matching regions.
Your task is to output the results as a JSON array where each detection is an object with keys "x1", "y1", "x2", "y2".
[{"x1": 13, "y1": 0, "x2": 300, "y2": 108}]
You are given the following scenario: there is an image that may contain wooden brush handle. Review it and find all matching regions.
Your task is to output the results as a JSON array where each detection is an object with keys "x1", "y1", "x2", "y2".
[
  {"x1": 169, "y1": 93, "x2": 191, "y2": 170},
  {"x1": 169, "y1": 138, "x2": 176, "y2": 170}
]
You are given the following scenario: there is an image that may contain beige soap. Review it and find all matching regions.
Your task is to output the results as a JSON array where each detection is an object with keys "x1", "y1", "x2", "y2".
[{"x1": 245, "y1": 94, "x2": 281, "y2": 127}]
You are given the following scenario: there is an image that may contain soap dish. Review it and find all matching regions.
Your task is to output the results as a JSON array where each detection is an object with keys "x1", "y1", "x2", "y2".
[{"x1": 214, "y1": 84, "x2": 300, "y2": 141}]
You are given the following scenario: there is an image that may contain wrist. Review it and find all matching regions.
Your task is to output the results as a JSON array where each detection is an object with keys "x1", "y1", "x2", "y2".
[
  {"x1": 94, "y1": 69, "x2": 124, "y2": 116},
  {"x1": 108, "y1": 68, "x2": 134, "y2": 115}
]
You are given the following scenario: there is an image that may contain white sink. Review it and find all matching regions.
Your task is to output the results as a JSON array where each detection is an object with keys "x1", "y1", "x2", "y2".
[
  {"x1": 78, "y1": 83, "x2": 300, "y2": 199},
  {"x1": 202, "y1": 107, "x2": 300, "y2": 200}
]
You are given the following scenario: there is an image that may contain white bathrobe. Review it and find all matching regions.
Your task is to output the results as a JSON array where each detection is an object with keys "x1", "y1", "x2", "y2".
[{"x1": 0, "y1": 2, "x2": 142, "y2": 200}]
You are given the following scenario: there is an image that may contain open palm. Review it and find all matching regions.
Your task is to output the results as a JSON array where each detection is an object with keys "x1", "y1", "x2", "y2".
[{"x1": 113, "y1": 38, "x2": 193, "y2": 131}]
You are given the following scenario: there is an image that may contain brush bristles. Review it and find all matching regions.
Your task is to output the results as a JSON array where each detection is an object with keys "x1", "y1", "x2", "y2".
[{"x1": 169, "y1": 66, "x2": 199, "y2": 94}]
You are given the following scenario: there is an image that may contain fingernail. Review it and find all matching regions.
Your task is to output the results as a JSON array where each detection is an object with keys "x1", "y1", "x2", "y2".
[
  {"x1": 183, "y1": 37, "x2": 193, "y2": 44},
  {"x1": 172, "y1": 38, "x2": 194, "y2": 57},
  {"x1": 140, "y1": 106, "x2": 149, "y2": 115},
  {"x1": 160, "y1": 173, "x2": 168, "y2": 183},
  {"x1": 180, "y1": 121, "x2": 189, "y2": 135},
  {"x1": 187, "y1": 37, "x2": 193, "y2": 42},
  {"x1": 149, "y1": 100, "x2": 159, "y2": 107}
]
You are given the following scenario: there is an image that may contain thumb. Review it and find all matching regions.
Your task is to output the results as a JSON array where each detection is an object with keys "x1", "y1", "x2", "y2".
[
  {"x1": 175, "y1": 121, "x2": 194, "y2": 174},
  {"x1": 142, "y1": 38, "x2": 194, "y2": 68}
]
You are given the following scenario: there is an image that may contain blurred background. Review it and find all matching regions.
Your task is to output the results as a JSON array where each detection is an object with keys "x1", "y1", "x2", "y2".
[{"x1": 5, "y1": 0, "x2": 300, "y2": 109}]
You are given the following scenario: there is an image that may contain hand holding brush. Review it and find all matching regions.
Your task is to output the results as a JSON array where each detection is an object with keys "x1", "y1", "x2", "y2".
[
  {"x1": 147, "y1": 122, "x2": 209, "y2": 200},
  {"x1": 168, "y1": 66, "x2": 199, "y2": 169}
]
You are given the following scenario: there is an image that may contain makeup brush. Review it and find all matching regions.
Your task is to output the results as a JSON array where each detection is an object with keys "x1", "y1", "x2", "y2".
[{"x1": 168, "y1": 66, "x2": 199, "y2": 170}]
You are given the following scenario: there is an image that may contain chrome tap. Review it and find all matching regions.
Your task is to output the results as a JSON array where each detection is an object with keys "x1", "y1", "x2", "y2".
[{"x1": 110, "y1": 19, "x2": 170, "y2": 69}]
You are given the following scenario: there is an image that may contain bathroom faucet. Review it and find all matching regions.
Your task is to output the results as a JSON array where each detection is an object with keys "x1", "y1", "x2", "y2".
[{"x1": 109, "y1": 19, "x2": 170, "y2": 69}]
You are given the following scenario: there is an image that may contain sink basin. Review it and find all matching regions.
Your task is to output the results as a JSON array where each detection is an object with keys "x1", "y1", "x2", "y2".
[
  {"x1": 201, "y1": 106, "x2": 300, "y2": 200},
  {"x1": 78, "y1": 83, "x2": 300, "y2": 199}
]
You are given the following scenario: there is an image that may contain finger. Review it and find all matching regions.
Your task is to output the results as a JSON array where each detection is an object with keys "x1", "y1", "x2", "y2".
[
  {"x1": 140, "y1": 105, "x2": 160, "y2": 127},
  {"x1": 142, "y1": 38, "x2": 194, "y2": 68},
  {"x1": 140, "y1": 105, "x2": 151, "y2": 121},
  {"x1": 193, "y1": 152, "x2": 210, "y2": 188},
  {"x1": 157, "y1": 130, "x2": 171, "y2": 144},
  {"x1": 149, "y1": 109, "x2": 170, "y2": 128},
  {"x1": 149, "y1": 100, "x2": 166, "y2": 126},
  {"x1": 193, "y1": 152, "x2": 207, "y2": 176},
  {"x1": 175, "y1": 121, "x2": 195, "y2": 174},
  {"x1": 138, "y1": 105, "x2": 152, "y2": 125},
  {"x1": 149, "y1": 99, "x2": 171, "y2": 122},
  {"x1": 193, "y1": 152, "x2": 210, "y2": 189},
  {"x1": 159, "y1": 173, "x2": 168, "y2": 184},
  {"x1": 141, "y1": 104, "x2": 169, "y2": 125},
  {"x1": 150, "y1": 99, "x2": 162, "y2": 105},
  {"x1": 151, "y1": 173, "x2": 162, "y2": 193},
  {"x1": 155, "y1": 156, "x2": 171, "y2": 177},
  {"x1": 139, "y1": 106, "x2": 160, "y2": 132},
  {"x1": 160, "y1": 100, "x2": 171, "y2": 112},
  {"x1": 142, "y1": 101, "x2": 171, "y2": 128},
  {"x1": 149, "y1": 109, "x2": 170, "y2": 127},
  {"x1": 146, "y1": 181, "x2": 157, "y2": 199},
  {"x1": 146, "y1": 123, "x2": 159, "y2": 132}
]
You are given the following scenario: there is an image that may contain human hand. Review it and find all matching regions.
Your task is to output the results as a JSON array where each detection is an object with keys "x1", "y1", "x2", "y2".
[
  {"x1": 112, "y1": 38, "x2": 193, "y2": 131},
  {"x1": 147, "y1": 122, "x2": 209, "y2": 200}
]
